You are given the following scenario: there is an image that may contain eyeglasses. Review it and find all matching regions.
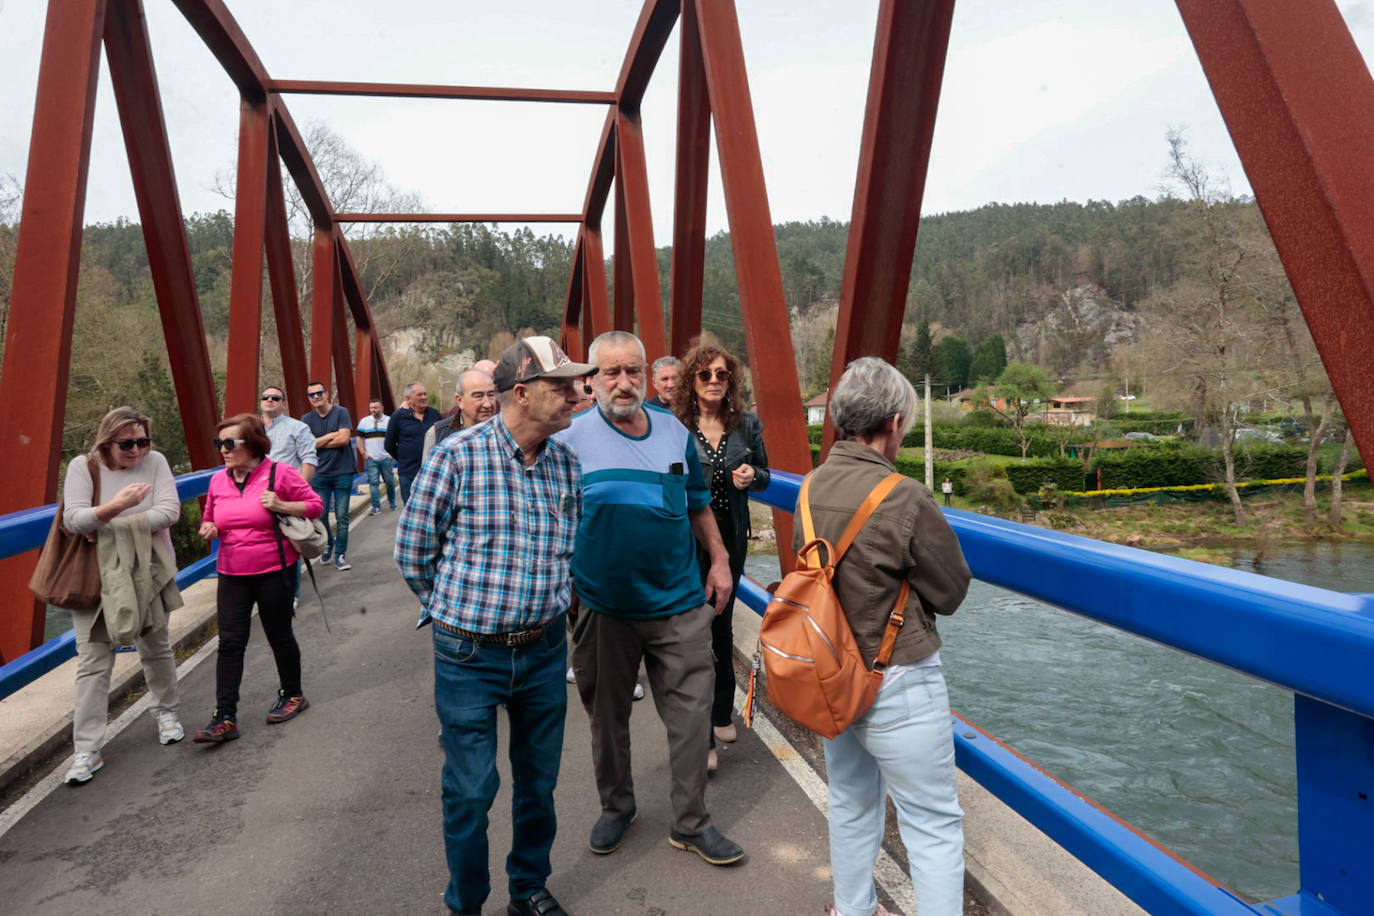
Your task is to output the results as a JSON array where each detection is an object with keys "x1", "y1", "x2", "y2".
[
  {"x1": 115, "y1": 437, "x2": 151, "y2": 451},
  {"x1": 696, "y1": 368, "x2": 731, "y2": 384},
  {"x1": 212, "y1": 438, "x2": 240, "y2": 452},
  {"x1": 261, "y1": 394, "x2": 284, "y2": 402},
  {"x1": 306, "y1": 391, "x2": 325, "y2": 399}
]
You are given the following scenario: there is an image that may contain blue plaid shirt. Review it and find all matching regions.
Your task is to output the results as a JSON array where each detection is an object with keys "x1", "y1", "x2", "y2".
[{"x1": 394, "y1": 412, "x2": 581, "y2": 632}]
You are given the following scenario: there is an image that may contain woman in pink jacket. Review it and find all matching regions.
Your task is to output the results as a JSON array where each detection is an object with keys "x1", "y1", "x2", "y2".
[{"x1": 193, "y1": 413, "x2": 323, "y2": 744}]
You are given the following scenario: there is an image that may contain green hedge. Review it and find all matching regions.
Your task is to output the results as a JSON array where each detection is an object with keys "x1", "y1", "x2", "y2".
[{"x1": 1089, "y1": 445, "x2": 1308, "y2": 490}]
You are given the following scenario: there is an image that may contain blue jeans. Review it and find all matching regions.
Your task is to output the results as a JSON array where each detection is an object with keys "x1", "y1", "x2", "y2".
[
  {"x1": 310, "y1": 473, "x2": 353, "y2": 558},
  {"x1": 823, "y1": 664, "x2": 964, "y2": 916},
  {"x1": 433, "y1": 620, "x2": 567, "y2": 913},
  {"x1": 364, "y1": 456, "x2": 397, "y2": 510}
]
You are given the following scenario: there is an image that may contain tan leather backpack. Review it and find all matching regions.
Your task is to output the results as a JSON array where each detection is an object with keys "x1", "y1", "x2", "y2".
[{"x1": 758, "y1": 472, "x2": 909, "y2": 739}]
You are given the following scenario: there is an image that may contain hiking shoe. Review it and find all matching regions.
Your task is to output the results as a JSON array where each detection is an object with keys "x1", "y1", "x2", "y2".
[
  {"x1": 668, "y1": 825, "x2": 745, "y2": 865},
  {"x1": 507, "y1": 888, "x2": 568, "y2": 916},
  {"x1": 368, "y1": 507, "x2": 381, "y2": 516},
  {"x1": 321, "y1": 549, "x2": 333, "y2": 564},
  {"x1": 589, "y1": 809, "x2": 637, "y2": 855},
  {"x1": 155, "y1": 709, "x2": 184, "y2": 745},
  {"x1": 193, "y1": 712, "x2": 239, "y2": 744},
  {"x1": 266, "y1": 691, "x2": 310, "y2": 724},
  {"x1": 335, "y1": 554, "x2": 351, "y2": 571},
  {"x1": 64, "y1": 751, "x2": 103, "y2": 786}
]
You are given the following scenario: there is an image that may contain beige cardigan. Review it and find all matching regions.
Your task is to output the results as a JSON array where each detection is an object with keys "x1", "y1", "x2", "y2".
[{"x1": 95, "y1": 514, "x2": 184, "y2": 646}]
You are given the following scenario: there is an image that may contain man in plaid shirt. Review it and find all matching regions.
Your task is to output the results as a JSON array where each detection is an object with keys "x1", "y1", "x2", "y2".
[{"x1": 395, "y1": 336, "x2": 593, "y2": 916}]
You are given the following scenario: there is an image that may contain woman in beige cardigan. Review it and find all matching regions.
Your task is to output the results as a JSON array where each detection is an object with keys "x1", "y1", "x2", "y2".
[{"x1": 61, "y1": 406, "x2": 184, "y2": 786}]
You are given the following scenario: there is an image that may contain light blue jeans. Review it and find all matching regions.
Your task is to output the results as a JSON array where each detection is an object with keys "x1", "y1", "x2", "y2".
[{"x1": 823, "y1": 663, "x2": 964, "y2": 916}]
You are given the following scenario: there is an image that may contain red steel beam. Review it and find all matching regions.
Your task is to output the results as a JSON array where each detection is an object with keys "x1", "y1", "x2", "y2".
[
  {"x1": 583, "y1": 226, "x2": 612, "y2": 339},
  {"x1": 612, "y1": 162, "x2": 636, "y2": 331},
  {"x1": 824, "y1": 0, "x2": 955, "y2": 454},
  {"x1": 669, "y1": 0, "x2": 711, "y2": 357},
  {"x1": 263, "y1": 120, "x2": 310, "y2": 412},
  {"x1": 616, "y1": 111, "x2": 668, "y2": 364},
  {"x1": 170, "y1": 0, "x2": 269, "y2": 102},
  {"x1": 271, "y1": 100, "x2": 334, "y2": 229},
  {"x1": 1177, "y1": 0, "x2": 1374, "y2": 465},
  {"x1": 334, "y1": 213, "x2": 584, "y2": 223},
  {"x1": 354, "y1": 326, "x2": 374, "y2": 432},
  {"x1": 617, "y1": 0, "x2": 682, "y2": 112},
  {"x1": 224, "y1": 99, "x2": 271, "y2": 416},
  {"x1": 270, "y1": 79, "x2": 616, "y2": 104},
  {"x1": 329, "y1": 244, "x2": 356, "y2": 418},
  {"x1": 0, "y1": 0, "x2": 106, "y2": 661},
  {"x1": 371, "y1": 338, "x2": 395, "y2": 411},
  {"x1": 694, "y1": 0, "x2": 810, "y2": 568},
  {"x1": 310, "y1": 228, "x2": 337, "y2": 385},
  {"x1": 561, "y1": 233, "x2": 587, "y2": 358},
  {"x1": 104, "y1": 0, "x2": 221, "y2": 469}
]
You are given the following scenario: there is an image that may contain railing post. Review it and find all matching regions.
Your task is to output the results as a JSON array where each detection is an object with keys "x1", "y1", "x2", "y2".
[{"x1": 1291, "y1": 695, "x2": 1374, "y2": 912}]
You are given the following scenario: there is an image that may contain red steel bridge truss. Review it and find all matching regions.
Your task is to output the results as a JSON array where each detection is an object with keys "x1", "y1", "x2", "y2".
[{"x1": 2, "y1": 0, "x2": 1373, "y2": 669}]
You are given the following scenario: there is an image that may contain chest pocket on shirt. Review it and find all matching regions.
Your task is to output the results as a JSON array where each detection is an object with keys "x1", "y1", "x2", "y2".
[{"x1": 661, "y1": 471, "x2": 688, "y2": 517}]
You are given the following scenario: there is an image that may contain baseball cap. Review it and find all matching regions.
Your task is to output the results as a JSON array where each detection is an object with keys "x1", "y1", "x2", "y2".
[{"x1": 492, "y1": 336, "x2": 597, "y2": 392}]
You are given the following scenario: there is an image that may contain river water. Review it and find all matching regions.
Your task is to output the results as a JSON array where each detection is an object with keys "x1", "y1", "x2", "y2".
[{"x1": 745, "y1": 542, "x2": 1374, "y2": 904}]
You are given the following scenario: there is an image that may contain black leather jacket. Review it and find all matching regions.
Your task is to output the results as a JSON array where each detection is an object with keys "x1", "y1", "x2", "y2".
[{"x1": 690, "y1": 410, "x2": 770, "y2": 575}]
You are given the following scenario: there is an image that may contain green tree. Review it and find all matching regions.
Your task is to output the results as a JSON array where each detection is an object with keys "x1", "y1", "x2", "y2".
[
  {"x1": 984, "y1": 360, "x2": 1057, "y2": 458},
  {"x1": 969, "y1": 334, "x2": 1007, "y2": 384},
  {"x1": 932, "y1": 335, "x2": 971, "y2": 394}
]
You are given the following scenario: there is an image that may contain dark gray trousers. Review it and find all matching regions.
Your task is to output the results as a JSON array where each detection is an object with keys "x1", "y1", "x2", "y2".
[{"x1": 571, "y1": 603, "x2": 715, "y2": 836}]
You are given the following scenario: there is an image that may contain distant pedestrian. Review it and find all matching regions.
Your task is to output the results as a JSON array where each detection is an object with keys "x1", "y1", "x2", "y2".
[
  {"x1": 645, "y1": 355, "x2": 681, "y2": 409},
  {"x1": 561, "y1": 330, "x2": 745, "y2": 868},
  {"x1": 194, "y1": 413, "x2": 322, "y2": 744},
  {"x1": 805, "y1": 358, "x2": 970, "y2": 916},
  {"x1": 301, "y1": 381, "x2": 354, "y2": 570},
  {"x1": 384, "y1": 381, "x2": 441, "y2": 503},
  {"x1": 942, "y1": 476, "x2": 953, "y2": 507},
  {"x1": 395, "y1": 335, "x2": 593, "y2": 916},
  {"x1": 260, "y1": 385, "x2": 316, "y2": 481},
  {"x1": 60, "y1": 407, "x2": 185, "y2": 786},
  {"x1": 357, "y1": 398, "x2": 398, "y2": 515},
  {"x1": 423, "y1": 368, "x2": 497, "y2": 459}
]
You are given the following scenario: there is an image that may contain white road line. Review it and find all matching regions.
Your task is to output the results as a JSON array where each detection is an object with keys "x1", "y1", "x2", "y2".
[
  {"x1": 0, "y1": 634, "x2": 222, "y2": 840},
  {"x1": 735, "y1": 686, "x2": 915, "y2": 915}
]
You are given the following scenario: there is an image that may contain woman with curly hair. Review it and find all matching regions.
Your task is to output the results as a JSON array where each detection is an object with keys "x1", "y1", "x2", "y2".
[{"x1": 671, "y1": 341, "x2": 769, "y2": 771}]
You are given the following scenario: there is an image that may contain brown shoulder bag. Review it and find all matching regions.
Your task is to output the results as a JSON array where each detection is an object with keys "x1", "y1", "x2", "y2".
[
  {"x1": 29, "y1": 455, "x2": 103, "y2": 610},
  {"x1": 757, "y1": 472, "x2": 909, "y2": 739}
]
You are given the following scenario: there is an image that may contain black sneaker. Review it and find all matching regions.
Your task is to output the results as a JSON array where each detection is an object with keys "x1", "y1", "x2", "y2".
[
  {"x1": 193, "y1": 711, "x2": 239, "y2": 743},
  {"x1": 668, "y1": 825, "x2": 745, "y2": 865},
  {"x1": 506, "y1": 888, "x2": 567, "y2": 916},
  {"x1": 588, "y1": 808, "x2": 637, "y2": 854}
]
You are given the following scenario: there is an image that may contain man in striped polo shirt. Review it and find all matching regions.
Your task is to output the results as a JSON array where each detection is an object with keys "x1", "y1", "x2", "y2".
[
  {"x1": 356, "y1": 398, "x2": 398, "y2": 514},
  {"x1": 560, "y1": 330, "x2": 744, "y2": 868},
  {"x1": 395, "y1": 336, "x2": 593, "y2": 916}
]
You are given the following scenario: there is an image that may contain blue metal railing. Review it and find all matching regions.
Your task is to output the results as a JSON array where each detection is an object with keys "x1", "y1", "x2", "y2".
[
  {"x1": 0, "y1": 469, "x2": 221, "y2": 698},
  {"x1": 745, "y1": 469, "x2": 1372, "y2": 916}
]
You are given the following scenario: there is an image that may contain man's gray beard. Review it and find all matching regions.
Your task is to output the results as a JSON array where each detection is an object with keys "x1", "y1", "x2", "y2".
[{"x1": 598, "y1": 386, "x2": 644, "y2": 421}]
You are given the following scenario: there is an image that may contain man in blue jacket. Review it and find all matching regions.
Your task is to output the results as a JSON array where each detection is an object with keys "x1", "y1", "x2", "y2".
[{"x1": 384, "y1": 381, "x2": 441, "y2": 503}]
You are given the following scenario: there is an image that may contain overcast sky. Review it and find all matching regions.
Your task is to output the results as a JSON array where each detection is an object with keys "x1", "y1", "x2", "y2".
[{"x1": 3, "y1": 0, "x2": 1373, "y2": 243}]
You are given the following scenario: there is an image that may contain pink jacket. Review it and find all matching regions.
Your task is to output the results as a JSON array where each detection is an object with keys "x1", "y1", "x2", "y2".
[{"x1": 204, "y1": 459, "x2": 323, "y2": 576}]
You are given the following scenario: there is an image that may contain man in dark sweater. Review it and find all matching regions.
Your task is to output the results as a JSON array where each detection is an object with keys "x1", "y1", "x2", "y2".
[
  {"x1": 384, "y1": 381, "x2": 441, "y2": 503},
  {"x1": 301, "y1": 380, "x2": 354, "y2": 570}
]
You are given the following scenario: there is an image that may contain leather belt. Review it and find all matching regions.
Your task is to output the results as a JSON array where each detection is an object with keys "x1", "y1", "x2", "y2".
[{"x1": 432, "y1": 618, "x2": 546, "y2": 647}]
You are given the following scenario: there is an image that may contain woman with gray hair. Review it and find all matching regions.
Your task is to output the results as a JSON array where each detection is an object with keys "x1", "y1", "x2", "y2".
[
  {"x1": 60, "y1": 406, "x2": 185, "y2": 786},
  {"x1": 799, "y1": 357, "x2": 971, "y2": 916}
]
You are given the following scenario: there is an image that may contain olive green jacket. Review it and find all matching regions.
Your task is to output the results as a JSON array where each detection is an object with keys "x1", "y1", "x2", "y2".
[{"x1": 793, "y1": 440, "x2": 970, "y2": 668}]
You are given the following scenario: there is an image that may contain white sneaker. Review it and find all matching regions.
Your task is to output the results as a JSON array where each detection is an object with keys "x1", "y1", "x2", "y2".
[
  {"x1": 566, "y1": 666, "x2": 577, "y2": 684},
  {"x1": 64, "y1": 751, "x2": 104, "y2": 786},
  {"x1": 633, "y1": 683, "x2": 645, "y2": 701},
  {"x1": 156, "y1": 710, "x2": 184, "y2": 745}
]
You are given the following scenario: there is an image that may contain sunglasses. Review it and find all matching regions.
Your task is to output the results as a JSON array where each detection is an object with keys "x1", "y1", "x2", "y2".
[
  {"x1": 582, "y1": 384, "x2": 593, "y2": 396},
  {"x1": 213, "y1": 437, "x2": 241, "y2": 452},
  {"x1": 696, "y1": 368, "x2": 731, "y2": 384},
  {"x1": 261, "y1": 393, "x2": 284, "y2": 402},
  {"x1": 115, "y1": 437, "x2": 152, "y2": 451},
  {"x1": 307, "y1": 391, "x2": 326, "y2": 399}
]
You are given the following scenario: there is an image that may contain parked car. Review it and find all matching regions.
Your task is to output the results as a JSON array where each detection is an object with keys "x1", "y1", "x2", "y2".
[
  {"x1": 1124, "y1": 431, "x2": 1159, "y2": 442},
  {"x1": 1233, "y1": 428, "x2": 1283, "y2": 444}
]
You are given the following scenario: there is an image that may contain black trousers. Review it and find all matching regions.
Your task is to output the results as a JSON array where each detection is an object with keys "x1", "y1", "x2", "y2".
[
  {"x1": 698, "y1": 515, "x2": 747, "y2": 736},
  {"x1": 215, "y1": 567, "x2": 301, "y2": 718}
]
